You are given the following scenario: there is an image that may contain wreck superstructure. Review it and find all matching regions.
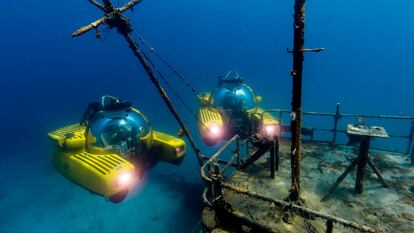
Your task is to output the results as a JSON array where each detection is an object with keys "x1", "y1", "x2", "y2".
[{"x1": 199, "y1": 108, "x2": 414, "y2": 233}]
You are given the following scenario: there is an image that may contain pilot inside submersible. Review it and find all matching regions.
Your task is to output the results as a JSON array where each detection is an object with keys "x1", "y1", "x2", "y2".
[
  {"x1": 197, "y1": 71, "x2": 279, "y2": 146},
  {"x1": 85, "y1": 96, "x2": 153, "y2": 163}
]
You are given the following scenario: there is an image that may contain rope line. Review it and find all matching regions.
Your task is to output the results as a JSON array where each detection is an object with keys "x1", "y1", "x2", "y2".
[
  {"x1": 132, "y1": 32, "x2": 250, "y2": 135},
  {"x1": 136, "y1": 39, "x2": 241, "y2": 156},
  {"x1": 134, "y1": 31, "x2": 200, "y2": 95},
  {"x1": 137, "y1": 45, "x2": 212, "y2": 134}
]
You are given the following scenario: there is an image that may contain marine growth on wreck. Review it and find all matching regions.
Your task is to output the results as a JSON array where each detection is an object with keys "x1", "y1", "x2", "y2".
[{"x1": 0, "y1": 0, "x2": 413, "y2": 233}]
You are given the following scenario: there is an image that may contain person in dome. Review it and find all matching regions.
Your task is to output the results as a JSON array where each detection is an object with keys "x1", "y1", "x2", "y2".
[{"x1": 197, "y1": 71, "x2": 279, "y2": 146}]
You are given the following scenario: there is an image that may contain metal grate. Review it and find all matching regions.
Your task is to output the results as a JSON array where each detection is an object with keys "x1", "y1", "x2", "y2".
[
  {"x1": 199, "y1": 108, "x2": 222, "y2": 124},
  {"x1": 72, "y1": 152, "x2": 127, "y2": 175}
]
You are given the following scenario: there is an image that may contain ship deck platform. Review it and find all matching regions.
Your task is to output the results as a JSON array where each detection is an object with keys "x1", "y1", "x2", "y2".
[{"x1": 203, "y1": 139, "x2": 414, "y2": 233}]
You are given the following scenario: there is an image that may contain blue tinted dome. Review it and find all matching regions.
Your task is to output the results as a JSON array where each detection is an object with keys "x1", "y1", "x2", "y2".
[
  {"x1": 211, "y1": 71, "x2": 257, "y2": 111},
  {"x1": 89, "y1": 109, "x2": 151, "y2": 156}
]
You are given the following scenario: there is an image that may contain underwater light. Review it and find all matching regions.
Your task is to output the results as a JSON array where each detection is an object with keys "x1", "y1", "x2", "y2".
[
  {"x1": 264, "y1": 124, "x2": 279, "y2": 136},
  {"x1": 209, "y1": 124, "x2": 222, "y2": 137},
  {"x1": 116, "y1": 172, "x2": 132, "y2": 187},
  {"x1": 175, "y1": 146, "x2": 185, "y2": 155}
]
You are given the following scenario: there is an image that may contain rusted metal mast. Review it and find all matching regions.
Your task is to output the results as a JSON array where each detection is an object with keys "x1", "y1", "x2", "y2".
[
  {"x1": 72, "y1": 0, "x2": 204, "y2": 166},
  {"x1": 289, "y1": 0, "x2": 306, "y2": 201}
]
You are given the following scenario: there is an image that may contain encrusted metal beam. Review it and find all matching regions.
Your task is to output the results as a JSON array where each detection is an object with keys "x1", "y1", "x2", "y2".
[
  {"x1": 72, "y1": 0, "x2": 142, "y2": 37},
  {"x1": 289, "y1": 0, "x2": 306, "y2": 201}
]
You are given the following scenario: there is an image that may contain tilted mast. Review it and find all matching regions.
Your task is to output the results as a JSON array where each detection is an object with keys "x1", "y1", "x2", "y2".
[{"x1": 72, "y1": 0, "x2": 204, "y2": 166}]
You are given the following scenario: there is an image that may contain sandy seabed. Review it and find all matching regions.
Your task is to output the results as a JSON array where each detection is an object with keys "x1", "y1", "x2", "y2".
[{"x1": 0, "y1": 150, "x2": 203, "y2": 233}]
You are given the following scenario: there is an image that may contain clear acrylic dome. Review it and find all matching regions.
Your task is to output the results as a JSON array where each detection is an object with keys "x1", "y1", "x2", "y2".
[
  {"x1": 89, "y1": 109, "x2": 151, "y2": 156},
  {"x1": 211, "y1": 83, "x2": 257, "y2": 112}
]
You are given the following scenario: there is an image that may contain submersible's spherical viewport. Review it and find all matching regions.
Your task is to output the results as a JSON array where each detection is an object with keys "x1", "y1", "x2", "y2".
[{"x1": 89, "y1": 109, "x2": 151, "y2": 156}]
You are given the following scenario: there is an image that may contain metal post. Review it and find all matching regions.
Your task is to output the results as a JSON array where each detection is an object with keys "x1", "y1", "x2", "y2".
[
  {"x1": 278, "y1": 111, "x2": 283, "y2": 138},
  {"x1": 406, "y1": 120, "x2": 414, "y2": 154},
  {"x1": 275, "y1": 135, "x2": 280, "y2": 171},
  {"x1": 326, "y1": 220, "x2": 334, "y2": 233},
  {"x1": 321, "y1": 158, "x2": 358, "y2": 201},
  {"x1": 332, "y1": 103, "x2": 341, "y2": 143},
  {"x1": 236, "y1": 137, "x2": 241, "y2": 168},
  {"x1": 289, "y1": 0, "x2": 306, "y2": 201},
  {"x1": 211, "y1": 163, "x2": 223, "y2": 202},
  {"x1": 355, "y1": 137, "x2": 371, "y2": 194},
  {"x1": 246, "y1": 139, "x2": 249, "y2": 156},
  {"x1": 270, "y1": 141, "x2": 275, "y2": 179}
]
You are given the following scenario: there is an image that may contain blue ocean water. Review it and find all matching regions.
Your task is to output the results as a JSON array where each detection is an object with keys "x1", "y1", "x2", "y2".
[{"x1": 0, "y1": 0, "x2": 413, "y2": 232}]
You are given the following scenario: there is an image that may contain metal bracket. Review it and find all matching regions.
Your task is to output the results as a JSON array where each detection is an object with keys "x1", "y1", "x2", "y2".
[{"x1": 286, "y1": 48, "x2": 325, "y2": 53}]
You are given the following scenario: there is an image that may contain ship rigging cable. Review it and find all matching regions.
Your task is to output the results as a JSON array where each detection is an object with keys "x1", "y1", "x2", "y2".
[
  {"x1": 74, "y1": 0, "x2": 251, "y2": 165},
  {"x1": 136, "y1": 43, "x2": 210, "y2": 134},
  {"x1": 132, "y1": 31, "x2": 249, "y2": 135},
  {"x1": 134, "y1": 31, "x2": 200, "y2": 95},
  {"x1": 133, "y1": 33, "x2": 248, "y2": 158},
  {"x1": 134, "y1": 31, "x2": 249, "y2": 157}
]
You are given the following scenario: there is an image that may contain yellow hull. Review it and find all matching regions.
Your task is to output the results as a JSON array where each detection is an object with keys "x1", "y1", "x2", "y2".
[
  {"x1": 48, "y1": 123, "x2": 186, "y2": 200},
  {"x1": 197, "y1": 107, "x2": 279, "y2": 145},
  {"x1": 248, "y1": 107, "x2": 279, "y2": 127},
  {"x1": 48, "y1": 124, "x2": 135, "y2": 199},
  {"x1": 153, "y1": 130, "x2": 186, "y2": 164},
  {"x1": 52, "y1": 149, "x2": 135, "y2": 197},
  {"x1": 197, "y1": 107, "x2": 224, "y2": 146}
]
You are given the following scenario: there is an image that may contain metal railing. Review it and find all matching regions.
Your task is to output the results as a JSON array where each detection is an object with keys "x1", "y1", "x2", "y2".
[
  {"x1": 259, "y1": 104, "x2": 414, "y2": 155},
  {"x1": 200, "y1": 134, "x2": 382, "y2": 233}
]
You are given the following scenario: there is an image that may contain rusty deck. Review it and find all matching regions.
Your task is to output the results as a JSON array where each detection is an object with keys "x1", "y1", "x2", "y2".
[{"x1": 202, "y1": 139, "x2": 414, "y2": 233}]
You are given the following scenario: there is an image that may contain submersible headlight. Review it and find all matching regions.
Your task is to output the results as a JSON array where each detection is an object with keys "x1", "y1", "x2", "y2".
[
  {"x1": 115, "y1": 172, "x2": 133, "y2": 187},
  {"x1": 175, "y1": 146, "x2": 184, "y2": 154},
  {"x1": 208, "y1": 124, "x2": 222, "y2": 138},
  {"x1": 264, "y1": 124, "x2": 279, "y2": 136}
]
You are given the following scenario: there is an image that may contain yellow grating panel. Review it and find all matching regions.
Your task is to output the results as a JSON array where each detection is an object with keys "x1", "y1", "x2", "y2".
[
  {"x1": 72, "y1": 152, "x2": 128, "y2": 176},
  {"x1": 49, "y1": 124, "x2": 86, "y2": 139}
]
